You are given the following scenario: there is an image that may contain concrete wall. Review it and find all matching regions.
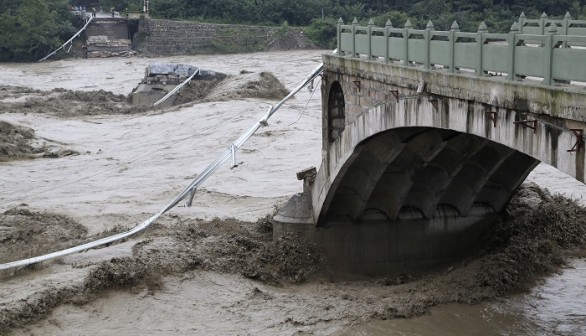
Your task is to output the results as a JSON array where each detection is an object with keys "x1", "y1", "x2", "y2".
[
  {"x1": 135, "y1": 19, "x2": 279, "y2": 56},
  {"x1": 86, "y1": 18, "x2": 129, "y2": 40},
  {"x1": 85, "y1": 18, "x2": 132, "y2": 57},
  {"x1": 316, "y1": 212, "x2": 498, "y2": 276}
]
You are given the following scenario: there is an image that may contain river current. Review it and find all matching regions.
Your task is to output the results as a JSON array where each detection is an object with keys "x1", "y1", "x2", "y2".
[{"x1": 337, "y1": 259, "x2": 585, "y2": 335}]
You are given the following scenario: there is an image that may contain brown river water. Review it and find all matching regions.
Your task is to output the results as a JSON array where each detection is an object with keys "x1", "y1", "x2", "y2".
[
  {"x1": 1, "y1": 51, "x2": 585, "y2": 335},
  {"x1": 342, "y1": 258, "x2": 586, "y2": 335},
  {"x1": 342, "y1": 160, "x2": 586, "y2": 336}
]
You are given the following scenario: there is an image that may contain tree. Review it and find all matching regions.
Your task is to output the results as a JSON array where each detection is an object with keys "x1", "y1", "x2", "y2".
[{"x1": 0, "y1": 0, "x2": 74, "y2": 62}]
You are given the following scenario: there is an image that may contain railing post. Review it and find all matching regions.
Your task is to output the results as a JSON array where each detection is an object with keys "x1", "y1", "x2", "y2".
[
  {"x1": 518, "y1": 12, "x2": 526, "y2": 33},
  {"x1": 385, "y1": 19, "x2": 392, "y2": 64},
  {"x1": 508, "y1": 22, "x2": 519, "y2": 81},
  {"x1": 404, "y1": 20, "x2": 412, "y2": 66},
  {"x1": 477, "y1": 21, "x2": 488, "y2": 77},
  {"x1": 543, "y1": 23, "x2": 558, "y2": 85},
  {"x1": 352, "y1": 17, "x2": 358, "y2": 58},
  {"x1": 425, "y1": 20, "x2": 434, "y2": 70},
  {"x1": 562, "y1": 11, "x2": 571, "y2": 48},
  {"x1": 449, "y1": 21, "x2": 459, "y2": 73},
  {"x1": 367, "y1": 19, "x2": 374, "y2": 59},
  {"x1": 540, "y1": 12, "x2": 547, "y2": 36},
  {"x1": 337, "y1": 17, "x2": 343, "y2": 56}
]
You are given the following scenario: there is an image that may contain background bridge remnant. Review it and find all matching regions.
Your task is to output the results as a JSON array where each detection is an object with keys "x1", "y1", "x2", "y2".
[{"x1": 275, "y1": 14, "x2": 586, "y2": 275}]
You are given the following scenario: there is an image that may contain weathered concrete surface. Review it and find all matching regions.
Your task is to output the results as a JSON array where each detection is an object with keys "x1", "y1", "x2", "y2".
[
  {"x1": 324, "y1": 54, "x2": 586, "y2": 123},
  {"x1": 274, "y1": 54, "x2": 586, "y2": 275},
  {"x1": 315, "y1": 211, "x2": 499, "y2": 275}
]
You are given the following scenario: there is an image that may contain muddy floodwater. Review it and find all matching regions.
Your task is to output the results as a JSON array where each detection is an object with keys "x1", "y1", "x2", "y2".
[
  {"x1": 1, "y1": 51, "x2": 586, "y2": 335},
  {"x1": 342, "y1": 258, "x2": 586, "y2": 335}
]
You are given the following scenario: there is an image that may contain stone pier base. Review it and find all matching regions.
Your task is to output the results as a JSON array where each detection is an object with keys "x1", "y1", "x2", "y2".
[{"x1": 274, "y1": 194, "x2": 499, "y2": 276}]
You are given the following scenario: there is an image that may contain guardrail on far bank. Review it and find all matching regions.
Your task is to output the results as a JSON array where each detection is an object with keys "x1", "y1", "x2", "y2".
[{"x1": 337, "y1": 13, "x2": 586, "y2": 86}]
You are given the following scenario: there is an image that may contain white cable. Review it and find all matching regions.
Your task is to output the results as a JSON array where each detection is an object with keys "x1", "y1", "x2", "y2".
[{"x1": 38, "y1": 17, "x2": 94, "y2": 62}]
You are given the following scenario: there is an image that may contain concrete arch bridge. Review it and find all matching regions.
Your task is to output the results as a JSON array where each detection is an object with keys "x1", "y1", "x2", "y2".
[{"x1": 275, "y1": 14, "x2": 586, "y2": 275}]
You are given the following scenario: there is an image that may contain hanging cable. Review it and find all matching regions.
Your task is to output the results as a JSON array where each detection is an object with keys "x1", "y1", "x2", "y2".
[
  {"x1": 38, "y1": 17, "x2": 94, "y2": 62},
  {"x1": 288, "y1": 77, "x2": 322, "y2": 127}
]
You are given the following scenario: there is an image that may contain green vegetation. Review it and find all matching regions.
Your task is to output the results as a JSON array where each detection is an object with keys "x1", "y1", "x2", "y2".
[
  {"x1": 132, "y1": 0, "x2": 586, "y2": 30},
  {"x1": 0, "y1": 0, "x2": 75, "y2": 61},
  {"x1": 138, "y1": 0, "x2": 586, "y2": 48},
  {"x1": 66, "y1": 0, "x2": 586, "y2": 48},
  {"x1": 2, "y1": 0, "x2": 586, "y2": 61}
]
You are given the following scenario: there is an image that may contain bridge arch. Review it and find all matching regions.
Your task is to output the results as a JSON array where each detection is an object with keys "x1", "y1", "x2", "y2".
[
  {"x1": 309, "y1": 94, "x2": 579, "y2": 227},
  {"x1": 317, "y1": 127, "x2": 539, "y2": 226}
]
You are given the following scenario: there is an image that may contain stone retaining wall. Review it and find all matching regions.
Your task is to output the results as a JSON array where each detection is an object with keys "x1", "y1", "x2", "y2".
[{"x1": 134, "y1": 18, "x2": 280, "y2": 55}]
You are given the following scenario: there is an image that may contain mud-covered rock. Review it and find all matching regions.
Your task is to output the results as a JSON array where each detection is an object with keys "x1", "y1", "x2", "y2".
[
  {"x1": 0, "y1": 208, "x2": 88, "y2": 264},
  {"x1": 0, "y1": 121, "x2": 42, "y2": 161}
]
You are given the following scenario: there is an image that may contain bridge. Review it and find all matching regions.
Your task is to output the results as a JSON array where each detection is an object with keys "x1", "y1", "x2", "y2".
[{"x1": 274, "y1": 13, "x2": 586, "y2": 275}]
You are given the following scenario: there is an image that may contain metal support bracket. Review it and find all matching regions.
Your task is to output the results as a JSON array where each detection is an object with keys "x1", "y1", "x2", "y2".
[
  {"x1": 187, "y1": 187, "x2": 197, "y2": 207},
  {"x1": 568, "y1": 129, "x2": 584, "y2": 152},
  {"x1": 352, "y1": 80, "x2": 361, "y2": 92},
  {"x1": 486, "y1": 111, "x2": 498, "y2": 127},
  {"x1": 230, "y1": 145, "x2": 238, "y2": 169},
  {"x1": 389, "y1": 90, "x2": 399, "y2": 103},
  {"x1": 307, "y1": 79, "x2": 314, "y2": 92},
  {"x1": 514, "y1": 119, "x2": 537, "y2": 133}
]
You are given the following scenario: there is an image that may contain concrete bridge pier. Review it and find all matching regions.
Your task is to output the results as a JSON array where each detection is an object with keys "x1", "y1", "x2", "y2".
[{"x1": 274, "y1": 191, "x2": 501, "y2": 276}]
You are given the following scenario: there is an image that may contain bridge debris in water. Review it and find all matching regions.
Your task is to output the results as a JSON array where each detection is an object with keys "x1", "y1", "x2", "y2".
[
  {"x1": 130, "y1": 63, "x2": 226, "y2": 108},
  {"x1": 129, "y1": 63, "x2": 289, "y2": 108}
]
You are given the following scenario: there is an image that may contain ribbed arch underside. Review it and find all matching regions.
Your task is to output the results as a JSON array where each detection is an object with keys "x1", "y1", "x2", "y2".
[{"x1": 318, "y1": 127, "x2": 540, "y2": 226}]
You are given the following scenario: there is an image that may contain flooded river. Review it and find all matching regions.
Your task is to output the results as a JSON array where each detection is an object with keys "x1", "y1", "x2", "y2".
[
  {"x1": 1, "y1": 51, "x2": 585, "y2": 335},
  {"x1": 340, "y1": 258, "x2": 586, "y2": 335}
]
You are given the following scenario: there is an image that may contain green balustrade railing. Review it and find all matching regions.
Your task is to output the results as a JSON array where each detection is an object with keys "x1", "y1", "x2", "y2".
[
  {"x1": 519, "y1": 12, "x2": 586, "y2": 36},
  {"x1": 336, "y1": 13, "x2": 586, "y2": 86}
]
